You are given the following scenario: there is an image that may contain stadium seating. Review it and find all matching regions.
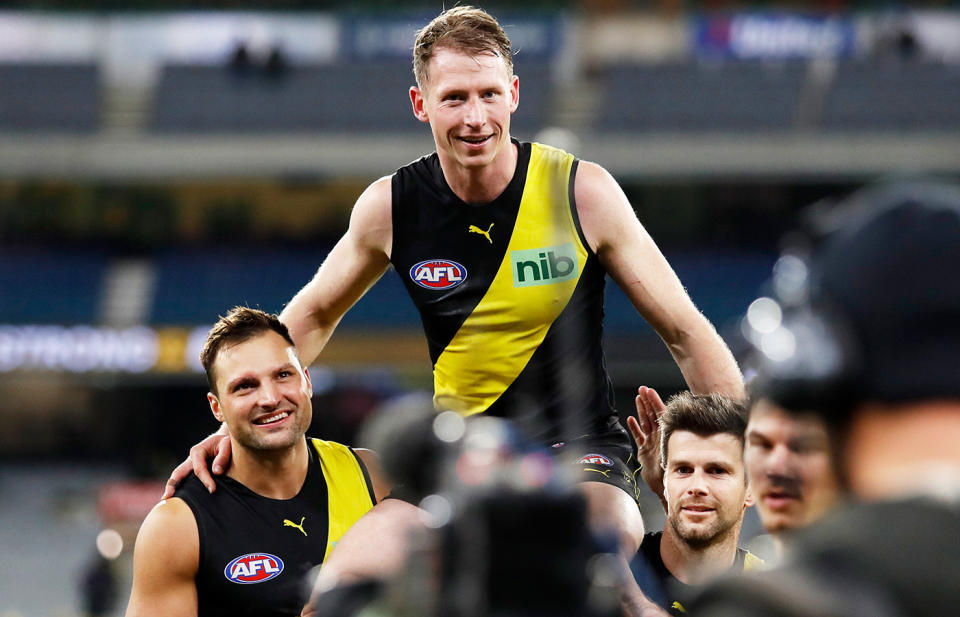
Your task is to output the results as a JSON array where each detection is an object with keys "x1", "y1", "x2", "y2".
[
  {"x1": 821, "y1": 61, "x2": 960, "y2": 131},
  {"x1": 0, "y1": 249, "x2": 107, "y2": 323},
  {"x1": 595, "y1": 61, "x2": 807, "y2": 133},
  {"x1": 0, "y1": 63, "x2": 100, "y2": 133},
  {"x1": 151, "y1": 59, "x2": 552, "y2": 136},
  {"x1": 149, "y1": 248, "x2": 420, "y2": 327}
]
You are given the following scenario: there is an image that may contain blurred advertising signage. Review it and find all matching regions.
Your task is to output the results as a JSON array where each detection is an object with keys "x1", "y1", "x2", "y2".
[
  {"x1": 0, "y1": 325, "x2": 209, "y2": 374},
  {"x1": 693, "y1": 13, "x2": 856, "y2": 60},
  {"x1": 341, "y1": 14, "x2": 561, "y2": 60},
  {"x1": 99, "y1": 481, "x2": 166, "y2": 524}
]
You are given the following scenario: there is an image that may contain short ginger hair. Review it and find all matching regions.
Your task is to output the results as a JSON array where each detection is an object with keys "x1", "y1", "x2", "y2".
[{"x1": 413, "y1": 5, "x2": 513, "y2": 89}]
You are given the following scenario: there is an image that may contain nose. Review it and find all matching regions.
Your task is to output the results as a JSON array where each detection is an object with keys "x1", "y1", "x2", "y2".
[
  {"x1": 257, "y1": 381, "x2": 283, "y2": 407},
  {"x1": 686, "y1": 469, "x2": 709, "y2": 496},
  {"x1": 766, "y1": 444, "x2": 795, "y2": 476},
  {"x1": 463, "y1": 96, "x2": 487, "y2": 127}
]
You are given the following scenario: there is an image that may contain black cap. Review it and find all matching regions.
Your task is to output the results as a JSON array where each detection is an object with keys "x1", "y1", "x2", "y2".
[{"x1": 812, "y1": 180, "x2": 960, "y2": 404}]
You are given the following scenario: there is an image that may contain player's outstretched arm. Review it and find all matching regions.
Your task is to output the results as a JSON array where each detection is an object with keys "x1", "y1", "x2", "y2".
[
  {"x1": 280, "y1": 177, "x2": 393, "y2": 367},
  {"x1": 125, "y1": 498, "x2": 199, "y2": 617},
  {"x1": 574, "y1": 162, "x2": 745, "y2": 400}
]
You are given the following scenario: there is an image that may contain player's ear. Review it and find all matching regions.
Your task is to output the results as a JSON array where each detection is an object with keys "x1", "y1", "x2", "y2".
[
  {"x1": 410, "y1": 86, "x2": 429, "y2": 123},
  {"x1": 744, "y1": 485, "x2": 755, "y2": 508},
  {"x1": 509, "y1": 74, "x2": 519, "y2": 113},
  {"x1": 302, "y1": 367, "x2": 313, "y2": 397},
  {"x1": 208, "y1": 392, "x2": 224, "y2": 423}
]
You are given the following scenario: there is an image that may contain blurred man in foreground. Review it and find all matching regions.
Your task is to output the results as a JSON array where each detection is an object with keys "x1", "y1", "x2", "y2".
[
  {"x1": 693, "y1": 180, "x2": 960, "y2": 616},
  {"x1": 126, "y1": 308, "x2": 387, "y2": 617},
  {"x1": 630, "y1": 392, "x2": 762, "y2": 615},
  {"x1": 744, "y1": 397, "x2": 839, "y2": 560}
]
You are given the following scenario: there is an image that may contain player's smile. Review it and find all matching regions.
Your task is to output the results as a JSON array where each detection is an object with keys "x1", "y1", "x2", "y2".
[
  {"x1": 458, "y1": 134, "x2": 493, "y2": 147},
  {"x1": 410, "y1": 46, "x2": 519, "y2": 176},
  {"x1": 252, "y1": 408, "x2": 292, "y2": 426}
]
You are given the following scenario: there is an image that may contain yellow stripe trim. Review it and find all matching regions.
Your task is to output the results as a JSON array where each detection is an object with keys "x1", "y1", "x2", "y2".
[
  {"x1": 434, "y1": 143, "x2": 586, "y2": 415},
  {"x1": 309, "y1": 438, "x2": 375, "y2": 562}
]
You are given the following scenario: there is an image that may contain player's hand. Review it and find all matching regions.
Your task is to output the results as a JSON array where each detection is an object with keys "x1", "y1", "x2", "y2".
[
  {"x1": 161, "y1": 428, "x2": 232, "y2": 499},
  {"x1": 627, "y1": 386, "x2": 666, "y2": 508}
]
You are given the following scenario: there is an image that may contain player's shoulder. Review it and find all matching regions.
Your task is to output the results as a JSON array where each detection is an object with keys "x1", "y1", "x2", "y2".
[
  {"x1": 138, "y1": 494, "x2": 198, "y2": 545},
  {"x1": 172, "y1": 471, "x2": 213, "y2": 501},
  {"x1": 358, "y1": 175, "x2": 393, "y2": 206},
  {"x1": 306, "y1": 436, "x2": 355, "y2": 457},
  {"x1": 132, "y1": 495, "x2": 199, "y2": 582}
]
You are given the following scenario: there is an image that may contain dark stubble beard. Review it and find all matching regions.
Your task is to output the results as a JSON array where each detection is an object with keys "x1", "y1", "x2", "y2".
[{"x1": 668, "y1": 508, "x2": 738, "y2": 550}]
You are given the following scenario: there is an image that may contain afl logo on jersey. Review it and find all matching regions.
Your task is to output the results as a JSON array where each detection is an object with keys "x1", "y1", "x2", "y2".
[
  {"x1": 410, "y1": 259, "x2": 467, "y2": 290},
  {"x1": 576, "y1": 454, "x2": 614, "y2": 467},
  {"x1": 224, "y1": 553, "x2": 284, "y2": 584}
]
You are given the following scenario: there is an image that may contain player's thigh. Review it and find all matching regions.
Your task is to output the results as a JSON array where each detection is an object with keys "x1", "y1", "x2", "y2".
[{"x1": 578, "y1": 480, "x2": 644, "y2": 555}]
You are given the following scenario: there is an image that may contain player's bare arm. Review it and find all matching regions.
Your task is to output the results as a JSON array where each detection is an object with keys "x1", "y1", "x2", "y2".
[
  {"x1": 574, "y1": 161, "x2": 745, "y2": 400},
  {"x1": 353, "y1": 447, "x2": 393, "y2": 502},
  {"x1": 125, "y1": 498, "x2": 200, "y2": 617},
  {"x1": 163, "y1": 179, "x2": 394, "y2": 497},
  {"x1": 280, "y1": 177, "x2": 393, "y2": 367}
]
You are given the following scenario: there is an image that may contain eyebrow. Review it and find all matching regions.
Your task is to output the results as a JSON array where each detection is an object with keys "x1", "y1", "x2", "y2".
[{"x1": 224, "y1": 362, "x2": 297, "y2": 392}]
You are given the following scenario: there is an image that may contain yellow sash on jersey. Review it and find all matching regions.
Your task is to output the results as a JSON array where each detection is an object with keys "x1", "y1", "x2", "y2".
[
  {"x1": 744, "y1": 552, "x2": 766, "y2": 571},
  {"x1": 310, "y1": 438, "x2": 375, "y2": 561},
  {"x1": 434, "y1": 143, "x2": 587, "y2": 416}
]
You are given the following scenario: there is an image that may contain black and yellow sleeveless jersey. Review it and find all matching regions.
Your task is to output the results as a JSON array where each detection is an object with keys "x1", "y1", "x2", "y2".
[
  {"x1": 173, "y1": 437, "x2": 376, "y2": 617},
  {"x1": 391, "y1": 139, "x2": 616, "y2": 444},
  {"x1": 634, "y1": 531, "x2": 765, "y2": 615}
]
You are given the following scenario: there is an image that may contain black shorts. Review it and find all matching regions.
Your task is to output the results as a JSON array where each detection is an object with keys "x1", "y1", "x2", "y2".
[
  {"x1": 547, "y1": 420, "x2": 642, "y2": 506},
  {"x1": 385, "y1": 416, "x2": 642, "y2": 506}
]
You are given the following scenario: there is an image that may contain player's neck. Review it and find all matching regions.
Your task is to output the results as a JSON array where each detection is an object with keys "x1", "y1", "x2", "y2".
[
  {"x1": 227, "y1": 436, "x2": 309, "y2": 500},
  {"x1": 438, "y1": 140, "x2": 518, "y2": 204},
  {"x1": 660, "y1": 521, "x2": 743, "y2": 585}
]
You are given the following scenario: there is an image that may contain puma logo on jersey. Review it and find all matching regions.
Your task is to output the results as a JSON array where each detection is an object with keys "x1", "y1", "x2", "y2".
[
  {"x1": 468, "y1": 223, "x2": 494, "y2": 244},
  {"x1": 583, "y1": 468, "x2": 612, "y2": 478},
  {"x1": 283, "y1": 517, "x2": 307, "y2": 536}
]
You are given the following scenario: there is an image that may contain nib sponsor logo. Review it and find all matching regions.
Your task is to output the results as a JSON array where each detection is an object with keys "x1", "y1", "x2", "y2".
[
  {"x1": 224, "y1": 553, "x2": 284, "y2": 584},
  {"x1": 410, "y1": 259, "x2": 468, "y2": 290},
  {"x1": 511, "y1": 243, "x2": 578, "y2": 288}
]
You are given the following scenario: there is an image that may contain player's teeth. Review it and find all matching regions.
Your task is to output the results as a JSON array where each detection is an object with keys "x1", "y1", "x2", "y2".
[{"x1": 258, "y1": 411, "x2": 288, "y2": 424}]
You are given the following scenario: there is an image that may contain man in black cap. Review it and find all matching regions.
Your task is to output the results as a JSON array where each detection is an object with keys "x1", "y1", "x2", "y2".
[{"x1": 691, "y1": 179, "x2": 960, "y2": 616}]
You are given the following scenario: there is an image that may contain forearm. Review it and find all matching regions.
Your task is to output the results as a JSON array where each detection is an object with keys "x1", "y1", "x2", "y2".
[
  {"x1": 665, "y1": 316, "x2": 745, "y2": 400},
  {"x1": 279, "y1": 288, "x2": 340, "y2": 367}
]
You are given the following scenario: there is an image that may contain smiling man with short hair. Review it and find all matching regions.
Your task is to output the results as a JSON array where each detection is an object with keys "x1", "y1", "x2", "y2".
[
  {"x1": 126, "y1": 307, "x2": 387, "y2": 617},
  {"x1": 631, "y1": 392, "x2": 762, "y2": 615}
]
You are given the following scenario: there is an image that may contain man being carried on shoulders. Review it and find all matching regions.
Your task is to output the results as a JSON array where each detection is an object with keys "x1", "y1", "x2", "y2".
[{"x1": 168, "y1": 7, "x2": 743, "y2": 616}]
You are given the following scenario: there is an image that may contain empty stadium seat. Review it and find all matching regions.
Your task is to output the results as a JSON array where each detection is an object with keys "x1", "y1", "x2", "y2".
[
  {"x1": 0, "y1": 250, "x2": 107, "y2": 323},
  {"x1": 151, "y1": 59, "x2": 552, "y2": 136},
  {"x1": 0, "y1": 63, "x2": 100, "y2": 133},
  {"x1": 822, "y1": 61, "x2": 960, "y2": 131},
  {"x1": 596, "y1": 61, "x2": 806, "y2": 133}
]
